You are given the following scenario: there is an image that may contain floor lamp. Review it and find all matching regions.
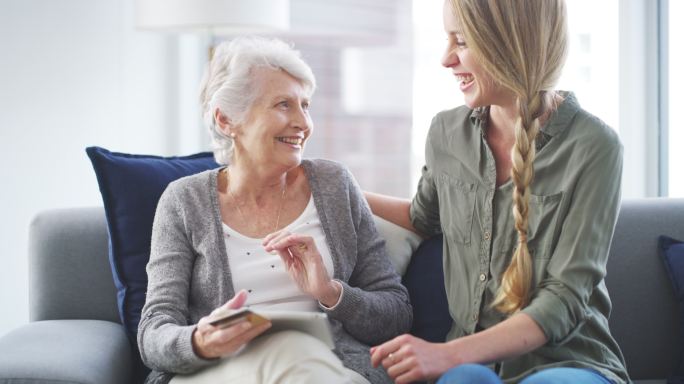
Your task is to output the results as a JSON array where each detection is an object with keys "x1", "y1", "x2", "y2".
[{"x1": 135, "y1": 0, "x2": 290, "y2": 58}]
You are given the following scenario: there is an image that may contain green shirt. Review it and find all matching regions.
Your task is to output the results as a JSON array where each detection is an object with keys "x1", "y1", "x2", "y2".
[{"x1": 410, "y1": 93, "x2": 629, "y2": 383}]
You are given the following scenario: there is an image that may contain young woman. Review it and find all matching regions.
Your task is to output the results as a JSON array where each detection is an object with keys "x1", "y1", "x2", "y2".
[{"x1": 367, "y1": 1, "x2": 629, "y2": 383}]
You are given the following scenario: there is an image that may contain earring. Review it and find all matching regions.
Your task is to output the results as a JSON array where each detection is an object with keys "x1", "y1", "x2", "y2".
[{"x1": 230, "y1": 132, "x2": 236, "y2": 138}]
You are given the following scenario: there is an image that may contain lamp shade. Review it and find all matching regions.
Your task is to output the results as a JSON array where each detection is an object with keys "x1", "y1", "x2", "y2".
[{"x1": 136, "y1": 0, "x2": 289, "y2": 34}]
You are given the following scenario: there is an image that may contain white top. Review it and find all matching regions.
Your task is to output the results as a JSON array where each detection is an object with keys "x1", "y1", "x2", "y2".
[{"x1": 222, "y1": 196, "x2": 335, "y2": 312}]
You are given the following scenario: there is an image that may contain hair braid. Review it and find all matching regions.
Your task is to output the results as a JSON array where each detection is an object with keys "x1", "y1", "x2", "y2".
[
  {"x1": 451, "y1": 0, "x2": 567, "y2": 315},
  {"x1": 492, "y1": 93, "x2": 544, "y2": 314}
]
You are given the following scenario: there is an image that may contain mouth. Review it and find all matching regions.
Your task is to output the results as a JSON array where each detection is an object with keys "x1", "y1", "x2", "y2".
[
  {"x1": 455, "y1": 73, "x2": 475, "y2": 88},
  {"x1": 276, "y1": 136, "x2": 304, "y2": 147}
]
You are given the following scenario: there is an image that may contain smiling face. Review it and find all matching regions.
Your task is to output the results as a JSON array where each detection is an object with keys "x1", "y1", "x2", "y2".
[
  {"x1": 441, "y1": 0, "x2": 514, "y2": 109},
  {"x1": 227, "y1": 67, "x2": 313, "y2": 170}
]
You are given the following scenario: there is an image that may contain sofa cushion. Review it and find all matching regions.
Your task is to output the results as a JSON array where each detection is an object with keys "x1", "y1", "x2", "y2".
[
  {"x1": 659, "y1": 235, "x2": 684, "y2": 384},
  {"x1": 86, "y1": 146, "x2": 219, "y2": 339},
  {"x1": 402, "y1": 235, "x2": 452, "y2": 342},
  {"x1": 374, "y1": 215, "x2": 422, "y2": 275},
  {"x1": 0, "y1": 320, "x2": 132, "y2": 384}
]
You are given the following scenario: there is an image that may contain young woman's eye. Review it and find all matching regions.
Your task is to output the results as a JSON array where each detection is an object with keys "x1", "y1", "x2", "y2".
[
  {"x1": 454, "y1": 35, "x2": 467, "y2": 48},
  {"x1": 448, "y1": 33, "x2": 467, "y2": 48}
]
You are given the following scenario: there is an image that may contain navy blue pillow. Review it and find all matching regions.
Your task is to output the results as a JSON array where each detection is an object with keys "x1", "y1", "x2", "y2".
[
  {"x1": 402, "y1": 234, "x2": 452, "y2": 342},
  {"x1": 659, "y1": 235, "x2": 684, "y2": 384},
  {"x1": 86, "y1": 146, "x2": 220, "y2": 339}
]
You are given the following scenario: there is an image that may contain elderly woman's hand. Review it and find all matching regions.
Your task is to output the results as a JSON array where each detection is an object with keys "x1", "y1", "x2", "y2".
[
  {"x1": 192, "y1": 290, "x2": 272, "y2": 359},
  {"x1": 262, "y1": 231, "x2": 342, "y2": 307}
]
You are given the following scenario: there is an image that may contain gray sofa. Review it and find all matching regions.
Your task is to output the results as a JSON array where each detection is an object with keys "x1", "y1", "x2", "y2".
[{"x1": 0, "y1": 198, "x2": 682, "y2": 383}]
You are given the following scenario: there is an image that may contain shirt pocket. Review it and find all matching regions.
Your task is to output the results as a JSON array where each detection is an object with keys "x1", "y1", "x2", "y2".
[
  {"x1": 527, "y1": 191, "x2": 563, "y2": 259},
  {"x1": 436, "y1": 173, "x2": 477, "y2": 245}
]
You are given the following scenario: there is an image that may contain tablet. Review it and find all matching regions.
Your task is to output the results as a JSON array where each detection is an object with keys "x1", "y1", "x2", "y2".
[{"x1": 208, "y1": 308, "x2": 335, "y2": 349}]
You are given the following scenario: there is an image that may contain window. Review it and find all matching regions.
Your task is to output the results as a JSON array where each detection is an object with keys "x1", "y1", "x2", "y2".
[
  {"x1": 668, "y1": 0, "x2": 683, "y2": 196},
  {"x1": 557, "y1": 0, "x2": 619, "y2": 130}
]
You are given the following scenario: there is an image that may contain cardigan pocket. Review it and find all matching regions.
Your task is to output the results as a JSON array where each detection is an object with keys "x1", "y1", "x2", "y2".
[{"x1": 436, "y1": 173, "x2": 477, "y2": 245}]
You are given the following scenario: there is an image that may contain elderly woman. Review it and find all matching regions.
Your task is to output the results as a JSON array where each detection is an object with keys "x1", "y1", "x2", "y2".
[{"x1": 137, "y1": 37, "x2": 412, "y2": 384}]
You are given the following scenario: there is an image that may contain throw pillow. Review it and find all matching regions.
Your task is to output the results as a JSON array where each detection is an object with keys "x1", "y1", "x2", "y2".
[
  {"x1": 86, "y1": 146, "x2": 220, "y2": 339},
  {"x1": 402, "y1": 234, "x2": 452, "y2": 342},
  {"x1": 373, "y1": 215, "x2": 422, "y2": 275},
  {"x1": 659, "y1": 235, "x2": 684, "y2": 384}
]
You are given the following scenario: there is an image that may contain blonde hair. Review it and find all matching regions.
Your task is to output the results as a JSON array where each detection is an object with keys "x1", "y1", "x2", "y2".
[
  {"x1": 450, "y1": 0, "x2": 568, "y2": 314},
  {"x1": 199, "y1": 36, "x2": 316, "y2": 164}
]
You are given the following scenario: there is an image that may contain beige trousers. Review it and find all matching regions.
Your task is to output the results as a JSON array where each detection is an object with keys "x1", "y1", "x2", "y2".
[{"x1": 170, "y1": 330, "x2": 370, "y2": 384}]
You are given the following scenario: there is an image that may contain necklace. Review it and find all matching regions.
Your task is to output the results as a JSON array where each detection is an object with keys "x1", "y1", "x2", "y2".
[{"x1": 225, "y1": 169, "x2": 288, "y2": 233}]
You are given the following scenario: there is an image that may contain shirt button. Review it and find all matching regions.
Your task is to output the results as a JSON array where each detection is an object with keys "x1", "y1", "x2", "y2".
[
  {"x1": 471, "y1": 313, "x2": 478, "y2": 321},
  {"x1": 479, "y1": 273, "x2": 487, "y2": 282},
  {"x1": 484, "y1": 231, "x2": 491, "y2": 240}
]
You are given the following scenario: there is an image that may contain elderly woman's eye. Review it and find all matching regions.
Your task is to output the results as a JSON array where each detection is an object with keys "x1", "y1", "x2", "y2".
[
  {"x1": 302, "y1": 102, "x2": 310, "y2": 110},
  {"x1": 277, "y1": 101, "x2": 289, "y2": 109}
]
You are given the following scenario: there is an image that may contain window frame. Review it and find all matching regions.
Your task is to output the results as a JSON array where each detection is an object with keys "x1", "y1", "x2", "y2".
[{"x1": 658, "y1": 0, "x2": 669, "y2": 196}]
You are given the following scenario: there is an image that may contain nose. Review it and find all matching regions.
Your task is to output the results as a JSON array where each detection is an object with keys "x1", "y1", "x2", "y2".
[
  {"x1": 292, "y1": 105, "x2": 312, "y2": 132},
  {"x1": 441, "y1": 45, "x2": 459, "y2": 68}
]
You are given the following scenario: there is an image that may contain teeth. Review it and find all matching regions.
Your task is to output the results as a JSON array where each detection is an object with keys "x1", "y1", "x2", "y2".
[
  {"x1": 277, "y1": 137, "x2": 303, "y2": 145},
  {"x1": 456, "y1": 74, "x2": 474, "y2": 83}
]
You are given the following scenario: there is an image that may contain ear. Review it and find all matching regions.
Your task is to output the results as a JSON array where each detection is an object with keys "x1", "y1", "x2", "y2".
[{"x1": 214, "y1": 108, "x2": 234, "y2": 137}]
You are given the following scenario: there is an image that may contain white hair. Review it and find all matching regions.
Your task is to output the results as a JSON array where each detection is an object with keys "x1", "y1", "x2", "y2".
[{"x1": 199, "y1": 36, "x2": 316, "y2": 164}]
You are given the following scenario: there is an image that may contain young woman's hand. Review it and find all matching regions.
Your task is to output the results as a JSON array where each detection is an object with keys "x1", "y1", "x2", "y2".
[
  {"x1": 192, "y1": 290, "x2": 272, "y2": 359},
  {"x1": 370, "y1": 334, "x2": 458, "y2": 384},
  {"x1": 262, "y1": 231, "x2": 341, "y2": 307}
]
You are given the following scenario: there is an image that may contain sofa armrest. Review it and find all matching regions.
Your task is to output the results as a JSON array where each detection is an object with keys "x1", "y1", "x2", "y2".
[
  {"x1": 606, "y1": 198, "x2": 684, "y2": 381},
  {"x1": 29, "y1": 207, "x2": 120, "y2": 323},
  {"x1": 0, "y1": 320, "x2": 133, "y2": 384}
]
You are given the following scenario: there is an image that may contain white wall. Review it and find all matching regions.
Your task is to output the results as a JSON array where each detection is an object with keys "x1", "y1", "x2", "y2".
[{"x1": 0, "y1": 0, "x2": 184, "y2": 336}]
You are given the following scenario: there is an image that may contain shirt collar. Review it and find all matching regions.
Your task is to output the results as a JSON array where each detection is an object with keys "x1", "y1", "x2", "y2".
[
  {"x1": 468, "y1": 91, "x2": 580, "y2": 138},
  {"x1": 541, "y1": 91, "x2": 580, "y2": 137}
]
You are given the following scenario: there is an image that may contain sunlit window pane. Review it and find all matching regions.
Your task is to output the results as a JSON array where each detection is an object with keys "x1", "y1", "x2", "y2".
[{"x1": 558, "y1": 0, "x2": 619, "y2": 130}]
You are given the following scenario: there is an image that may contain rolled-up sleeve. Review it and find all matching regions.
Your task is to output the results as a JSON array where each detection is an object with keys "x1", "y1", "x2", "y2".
[
  {"x1": 522, "y1": 140, "x2": 623, "y2": 346},
  {"x1": 410, "y1": 165, "x2": 442, "y2": 238},
  {"x1": 410, "y1": 115, "x2": 444, "y2": 237}
]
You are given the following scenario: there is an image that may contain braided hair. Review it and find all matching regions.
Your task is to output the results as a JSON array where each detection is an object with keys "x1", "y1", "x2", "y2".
[{"x1": 450, "y1": 0, "x2": 568, "y2": 314}]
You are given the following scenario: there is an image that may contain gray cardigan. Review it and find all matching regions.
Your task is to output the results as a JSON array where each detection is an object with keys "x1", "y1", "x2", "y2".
[{"x1": 138, "y1": 159, "x2": 413, "y2": 384}]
